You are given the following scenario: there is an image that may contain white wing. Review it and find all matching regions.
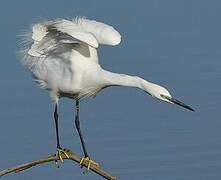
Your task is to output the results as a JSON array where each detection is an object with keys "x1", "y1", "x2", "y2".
[
  {"x1": 47, "y1": 17, "x2": 121, "y2": 47},
  {"x1": 51, "y1": 17, "x2": 121, "y2": 47},
  {"x1": 28, "y1": 19, "x2": 99, "y2": 57},
  {"x1": 53, "y1": 19, "x2": 98, "y2": 48},
  {"x1": 74, "y1": 17, "x2": 121, "y2": 46},
  {"x1": 27, "y1": 17, "x2": 121, "y2": 58}
]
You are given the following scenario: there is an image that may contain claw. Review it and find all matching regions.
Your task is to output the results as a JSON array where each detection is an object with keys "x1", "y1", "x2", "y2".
[
  {"x1": 55, "y1": 148, "x2": 69, "y2": 168},
  {"x1": 80, "y1": 157, "x2": 99, "y2": 174},
  {"x1": 55, "y1": 160, "x2": 59, "y2": 168}
]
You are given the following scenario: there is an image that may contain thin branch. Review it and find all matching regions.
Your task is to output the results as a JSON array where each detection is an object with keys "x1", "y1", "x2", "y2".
[{"x1": 0, "y1": 149, "x2": 117, "y2": 180}]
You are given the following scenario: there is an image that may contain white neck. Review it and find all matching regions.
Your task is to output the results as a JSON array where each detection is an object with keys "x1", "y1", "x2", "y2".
[{"x1": 100, "y1": 69, "x2": 155, "y2": 95}]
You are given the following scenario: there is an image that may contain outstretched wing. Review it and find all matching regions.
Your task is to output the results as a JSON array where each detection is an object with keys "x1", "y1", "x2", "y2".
[
  {"x1": 26, "y1": 17, "x2": 121, "y2": 58},
  {"x1": 19, "y1": 17, "x2": 121, "y2": 69},
  {"x1": 27, "y1": 19, "x2": 99, "y2": 58}
]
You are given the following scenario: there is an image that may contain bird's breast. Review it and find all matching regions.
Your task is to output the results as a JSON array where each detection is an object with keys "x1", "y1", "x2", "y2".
[{"x1": 55, "y1": 50, "x2": 103, "y2": 99}]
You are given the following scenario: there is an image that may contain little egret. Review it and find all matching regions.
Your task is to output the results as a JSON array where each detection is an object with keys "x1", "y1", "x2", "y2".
[{"x1": 19, "y1": 17, "x2": 194, "y2": 172}]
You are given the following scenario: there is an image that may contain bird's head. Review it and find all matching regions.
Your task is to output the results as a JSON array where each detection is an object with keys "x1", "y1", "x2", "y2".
[{"x1": 146, "y1": 83, "x2": 194, "y2": 111}]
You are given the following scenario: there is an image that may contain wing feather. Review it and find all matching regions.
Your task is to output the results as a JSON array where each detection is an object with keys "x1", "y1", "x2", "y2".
[
  {"x1": 20, "y1": 17, "x2": 121, "y2": 68},
  {"x1": 52, "y1": 19, "x2": 98, "y2": 48},
  {"x1": 74, "y1": 17, "x2": 121, "y2": 46}
]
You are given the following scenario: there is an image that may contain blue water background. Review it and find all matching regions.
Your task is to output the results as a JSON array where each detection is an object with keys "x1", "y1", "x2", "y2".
[{"x1": 0, "y1": 1, "x2": 220, "y2": 179}]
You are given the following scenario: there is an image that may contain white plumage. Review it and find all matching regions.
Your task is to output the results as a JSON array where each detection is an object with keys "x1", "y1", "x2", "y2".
[
  {"x1": 21, "y1": 17, "x2": 122, "y2": 101},
  {"x1": 18, "y1": 16, "x2": 194, "y2": 171},
  {"x1": 19, "y1": 17, "x2": 194, "y2": 111}
]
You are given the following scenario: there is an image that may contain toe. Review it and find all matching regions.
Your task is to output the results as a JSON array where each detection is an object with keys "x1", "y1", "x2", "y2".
[
  {"x1": 57, "y1": 149, "x2": 64, "y2": 162},
  {"x1": 55, "y1": 160, "x2": 59, "y2": 168},
  {"x1": 55, "y1": 148, "x2": 70, "y2": 168},
  {"x1": 62, "y1": 151, "x2": 69, "y2": 159},
  {"x1": 79, "y1": 157, "x2": 99, "y2": 174}
]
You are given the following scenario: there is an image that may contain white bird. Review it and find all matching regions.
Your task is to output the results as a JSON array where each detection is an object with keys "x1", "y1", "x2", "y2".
[{"x1": 19, "y1": 17, "x2": 194, "y2": 172}]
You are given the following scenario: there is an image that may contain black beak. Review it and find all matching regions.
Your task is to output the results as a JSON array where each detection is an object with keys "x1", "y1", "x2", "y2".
[{"x1": 161, "y1": 95, "x2": 194, "y2": 111}]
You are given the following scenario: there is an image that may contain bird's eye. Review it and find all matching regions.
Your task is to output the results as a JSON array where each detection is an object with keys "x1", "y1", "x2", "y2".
[{"x1": 160, "y1": 94, "x2": 167, "y2": 99}]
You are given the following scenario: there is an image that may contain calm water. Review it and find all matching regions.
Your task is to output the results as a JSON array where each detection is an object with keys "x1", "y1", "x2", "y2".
[{"x1": 1, "y1": 1, "x2": 221, "y2": 179}]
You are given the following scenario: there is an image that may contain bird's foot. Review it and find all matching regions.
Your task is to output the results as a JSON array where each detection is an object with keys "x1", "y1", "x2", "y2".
[
  {"x1": 80, "y1": 157, "x2": 99, "y2": 174},
  {"x1": 55, "y1": 148, "x2": 70, "y2": 168}
]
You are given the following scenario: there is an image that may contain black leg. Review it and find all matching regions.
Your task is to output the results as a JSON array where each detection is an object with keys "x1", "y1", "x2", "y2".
[
  {"x1": 75, "y1": 100, "x2": 89, "y2": 158},
  {"x1": 54, "y1": 103, "x2": 61, "y2": 149},
  {"x1": 54, "y1": 103, "x2": 69, "y2": 168}
]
